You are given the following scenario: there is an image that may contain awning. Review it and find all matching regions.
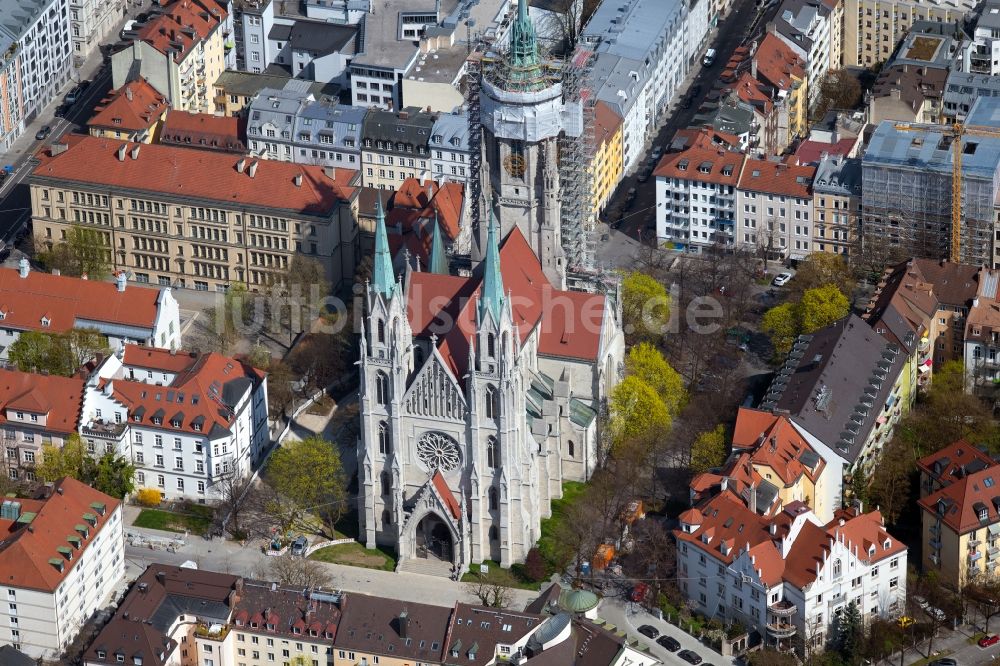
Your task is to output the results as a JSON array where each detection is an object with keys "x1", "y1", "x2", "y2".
[
  {"x1": 876, "y1": 415, "x2": 887, "y2": 425},
  {"x1": 988, "y1": 523, "x2": 1000, "y2": 536},
  {"x1": 885, "y1": 394, "x2": 896, "y2": 408},
  {"x1": 919, "y1": 364, "x2": 931, "y2": 374},
  {"x1": 923, "y1": 358, "x2": 933, "y2": 367}
]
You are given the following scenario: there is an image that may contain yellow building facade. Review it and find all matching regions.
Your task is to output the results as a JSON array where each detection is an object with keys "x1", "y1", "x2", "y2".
[{"x1": 590, "y1": 100, "x2": 624, "y2": 215}]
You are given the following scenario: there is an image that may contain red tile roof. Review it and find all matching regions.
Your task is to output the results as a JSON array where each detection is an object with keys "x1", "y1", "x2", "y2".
[
  {"x1": 753, "y1": 33, "x2": 805, "y2": 92},
  {"x1": 654, "y1": 130, "x2": 746, "y2": 185},
  {"x1": 732, "y1": 408, "x2": 824, "y2": 486},
  {"x1": 33, "y1": 135, "x2": 356, "y2": 215},
  {"x1": 794, "y1": 138, "x2": 856, "y2": 165},
  {"x1": 0, "y1": 267, "x2": 162, "y2": 333},
  {"x1": 407, "y1": 227, "x2": 606, "y2": 378},
  {"x1": 737, "y1": 157, "x2": 815, "y2": 199},
  {"x1": 88, "y1": 78, "x2": 168, "y2": 132},
  {"x1": 113, "y1": 349, "x2": 265, "y2": 436},
  {"x1": 826, "y1": 507, "x2": 907, "y2": 565},
  {"x1": 160, "y1": 110, "x2": 246, "y2": 152},
  {"x1": 432, "y1": 470, "x2": 461, "y2": 520},
  {"x1": 0, "y1": 478, "x2": 120, "y2": 592},
  {"x1": 919, "y1": 465, "x2": 1000, "y2": 535},
  {"x1": 594, "y1": 100, "x2": 623, "y2": 148},
  {"x1": 0, "y1": 369, "x2": 84, "y2": 434},
  {"x1": 726, "y1": 72, "x2": 773, "y2": 114},
  {"x1": 135, "y1": 0, "x2": 227, "y2": 63},
  {"x1": 917, "y1": 439, "x2": 996, "y2": 487},
  {"x1": 671, "y1": 127, "x2": 742, "y2": 152}
]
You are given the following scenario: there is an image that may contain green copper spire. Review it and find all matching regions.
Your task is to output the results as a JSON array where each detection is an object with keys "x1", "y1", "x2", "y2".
[
  {"x1": 505, "y1": 0, "x2": 546, "y2": 92},
  {"x1": 428, "y1": 213, "x2": 448, "y2": 275},
  {"x1": 479, "y1": 211, "x2": 504, "y2": 323},
  {"x1": 372, "y1": 193, "x2": 395, "y2": 297}
]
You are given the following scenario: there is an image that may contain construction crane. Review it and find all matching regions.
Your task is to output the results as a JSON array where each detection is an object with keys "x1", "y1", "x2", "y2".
[{"x1": 893, "y1": 121, "x2": 1000, "y2": 263}]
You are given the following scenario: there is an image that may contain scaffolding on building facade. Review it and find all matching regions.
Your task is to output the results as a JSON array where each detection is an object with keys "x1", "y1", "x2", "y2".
[{"x1": 559, "y1": 46, "x2": 597, "y2": 276}]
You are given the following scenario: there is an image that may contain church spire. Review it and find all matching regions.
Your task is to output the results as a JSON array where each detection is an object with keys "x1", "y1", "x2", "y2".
[
  {"x1": 503, "y1": 0, "x2": 547, "y2": 92},
  {"x1": 372, "y1": 193, "x2": 395, "y2": 297},
  {"x1": 428, "y1": 212, "x2": 448, "y2": 275},
  {"x1": 479, "y1": 210, "x2": 504, "y2": 323}
]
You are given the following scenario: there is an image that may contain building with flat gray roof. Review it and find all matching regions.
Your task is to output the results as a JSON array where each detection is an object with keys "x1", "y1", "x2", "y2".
[
  {"x1": 862, "y1": 96, "x2": 1000, "y2": 267},
  {"x1": 429, "y1": 111, "x2": 472, "y2": 185},
  {"x1": 943, "y1": 70, "x2": 1000, "y2": 121},
  {"x1": 0, "y1": 0, "x2": 72, "y2": 151},
  {"x1": 581, "y1": 0, "x2": 700, "y2": 171},
  {"x1": 246, "y1": 80, "x2": 364, "y2": 170},
  {"x1": 212, "y1": 69, "x2": 339, "y2": 115}
]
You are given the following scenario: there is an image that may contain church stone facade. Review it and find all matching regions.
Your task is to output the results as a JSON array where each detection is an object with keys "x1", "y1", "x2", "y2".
[{"x1": 355, "y1": 0, "x2": 622, "y2": 576}]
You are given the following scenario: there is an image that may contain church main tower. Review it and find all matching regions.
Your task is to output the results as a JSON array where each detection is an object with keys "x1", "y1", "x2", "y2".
[{"x1": 476, "y1": 0, "x2": 581, "y2": 288}]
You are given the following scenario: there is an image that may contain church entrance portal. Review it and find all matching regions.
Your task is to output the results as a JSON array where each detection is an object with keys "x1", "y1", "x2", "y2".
[{"x1": 415, "y1": 513, "x2": 453, "y2": 562}]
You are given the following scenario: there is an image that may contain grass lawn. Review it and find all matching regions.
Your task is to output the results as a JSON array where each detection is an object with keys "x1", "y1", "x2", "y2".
[
  {"x1": 134, "y1": 505, "x2": 214, "y2": 534},
  {"x1": 536, "y1": 481, "x2": 587, "y2": 570},
  {"x1": 309, "y1": 542, "x2": 396, "y2": 571},
  {"x1": 306, "y1": 394, "x2": 335, "y2": 416},
  {"x1": 460, "y1": 561, "x2": 541, "y2": 591}
]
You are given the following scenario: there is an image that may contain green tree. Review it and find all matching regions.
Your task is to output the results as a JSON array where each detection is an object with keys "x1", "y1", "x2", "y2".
[
  {"x1": 621, "y1": 271, "x2": 669, "y2": 342},
  {"x1": 92, "y1": 453, "x2": 136, "y2": 499},
  {"x1": 690, "y1": 424, "x2": 727, "y2": 472},
  {"x1": 791, "y1": 252, "x2": 855, "y2": 299},
  {"x1": 837, "y1": 600, "x2": 863, "y2": 663},
  {"x1": 762, "y1": 302, "x2": 798, "y2": 356},
  {"x1": 813, "y1": 69, "x2": 863, "y2": 120},
  {"x1": 36, "y1": 435, "x2": 92, "y2": 482},
  {"x1": 8, "y1": 331, "x2": 73, "y2": 375},
  {"x1": 266, "y1": 256, "x2": 332, "y2": 341},
  {"x1": 799, "y1": 284, "x2": 849, "y2": 333},
  {"x1": 37, "y1": 225, "x2": 112, "y2": 279},
  {"x1": 64, "y1": 328, "x2": 111, "y2": 370},
  {"x1": 266, "y1": 436, "x2": 347, "y2": 536},
  {"x1": 247, "y1": 343, "x2": 273, "y2": 370},
  {"x1": 625, "y1": 342, "x2": 687, "y2": 416},
  {"x1": 865, "y1": 435, "x2": 913, "y2": 525},
  {"x1": 608, "y1": 376, "x2": 671, "y2": 449}
]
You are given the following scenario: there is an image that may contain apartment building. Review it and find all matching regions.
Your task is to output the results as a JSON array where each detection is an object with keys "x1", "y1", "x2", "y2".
[
  {"x1": 812, "y1": 154, "x2": 861, "y2": 256},
  {"x1": 760, "y1": 314, "x2": 909, "y2": 498},
  {"x1": 676, "y1": 495, "x2": 906, "y2": 657},
  {"x1": 862, "y1": 98, "x2": 1000, "y2": 268},
  {"x1": 0, "y1": 479, "x2": 125, "y2": 660},
  {"x1": 753, "y1": 34, "x2": 809, "y2": 145},
  {"x1": 869, "y1": 64, "x2": 946, "y2": 124},
  {"x1": 159, "y1": 109, "x2": 246, "y2": 153},
  {"x1": 653, "y1": 129, "x2": 746, "y2": 252},
  {"x1": 212, "y1": 70, "x2": 336, "y2": 116},
  {"x1": 943, "y1": 71, "x2": 1000, "y2": 121},
  {"x1": 591, "y1": 100, "x2": 624, "y2": 215},
  {"x1": 963, "y1": 268, "x2": 1000, "y2": 397},
  {"x1": 582, "y1": 0, "x2": 695, "y2": 172},
  {"x1": 80, "y1": 345, "x2": 268, "y2": 502},
  {"x1": 0, "y1": 259, "x2": 180, "y2": 359},
  {"x1": 736, "y1": 157, "x2": 816, "y2": 261},
  {"x1": 0, "y1": 370, "x2": 84, "y2": 483},
  {"x1": 232, "y1": 0, "x2": 272, "y2": 72},
  {"x1": 918, "y1": 441, "x2": 1000, "y2": 588},
  {"x1": 769, "y1": 0, "x2": 833, "y2": 107},
  {"x1": 87, "y1": 78, "x2": 170, "y2": 144},
  {"x1": 69, "y1": 0, "x2": 125, "y2": 61},
  {"x1": 724, "y1": 71, "x2": 786, "y2": 156},
  {"x1": 0, "y1": 0, "x2": 72, "y2": 151},
  {"x1": 29, "y1": 135, "x2": 359, "y2": 292},
  {"x1": 428, "y1": 112, "x2": 472, "y2": 187},
  {"x1": 111, "y1": 0, "x2": 228, "y2": 114},
  {"x1": 361, "y1": 107, "x2": 434, "y2": 189},
  {"x1": 843, "y1": 0, "x2": 977, "y2": 68},
  {"x1": 970, "y1": 0, "x2": 1000, "y2": 75},
  {"x1": 246, "y1": 82, "x2": 364, "y2": 171}
]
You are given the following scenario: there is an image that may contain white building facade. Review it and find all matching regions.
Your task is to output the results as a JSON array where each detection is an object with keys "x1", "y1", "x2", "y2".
[{"x1": 1, "y1": 0, "x2": 73, "y2": 127}]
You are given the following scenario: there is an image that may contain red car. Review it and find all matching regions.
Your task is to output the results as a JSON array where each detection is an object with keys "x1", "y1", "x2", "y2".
[
  {"x1": 978, "y1": 634, "x2": 1000, "y2": 648},
  {"x1": 630, "y1": 583, "x2": 649, "y2": 603}
]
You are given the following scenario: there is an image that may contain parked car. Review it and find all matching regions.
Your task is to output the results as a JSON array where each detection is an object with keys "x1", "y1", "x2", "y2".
[
  {"x1": 637, "y1": 166, "x2": 652, "y2": 182},
  {"x1": 929, "y1": 660, "x2": 957, "y2": 666},
  {"x1": 35, "y1": 125, "x2": 52, "y2": 141},
  {"x1": 979, "y1": 635, "x2": 1000, "y2": 648},
  {"x1": 926, "y1": 606, "x2": 946, "y2": 621},
  {"x1": 678, "y1": 649, "x2": 703, "y2": 664},
  {"x1": 630, "y1": 582, "x2": 649, "y2": 602},
  {"x1": 702, "y1": 48, "x2": 716, "y2": 66},
  {"x1": 912, "y1": 595, "x2": 929, "y2": 610},
  {"x1": 636, "y1": 625, "x2": 659, "y2": 639},
  {"x1": 656, "y1": 635, "x2": 681, "y2": 651},
  {"x1": 772, "y1": 272, "x2": 792, "y2": 286},
  {"x1": 290, "y1": 535, "x2": 308, "y2": 556},
  {"x1": 690, "y1": 83, "x2": 702, "y2": 97},
  {"x1": 651, "y1": 145, "x2": 664, "y2": 160},
  {"x1": 681, "y1": 95, "x2": 693, "y2": 109},
  {"x1": 64, "y1": 86, "x2": 82, "y2": 105},
  {"x1": 54, "y1": 104, "x2": 68, "y2": 118},
  {"x1": 624, "y1": 187, "x2": 637, "y2": 206}
]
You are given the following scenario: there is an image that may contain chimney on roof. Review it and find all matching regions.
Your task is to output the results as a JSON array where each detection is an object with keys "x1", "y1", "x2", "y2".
[
  {"x1": 248, "y1": 160, "x2": 258, "y2": 178},
  {"x1": 294, "y1": 173, "x2": 303, "y2": 187},
  {"x1": 398, "y1": 611, "x2": 409, "y2": 639},
  {"x1": 116, "y1": 271, "x2": 127, "y2": 292},
  {"x1": 398, "y1": 110, "x2": 409, "y2": 120},
  {"x1": 56, "y1": 485, "x2": 63, "y2": 495},
  {"x1": 236, "y1": 157, "x2": 246, "y2": 173},
  {"x1": 126, "y1": 86, "x2": 133, "y2": 102},
  {"x1": 18, "y1": 257, "x2": 29, "y2": 279},
  {"x1": 81, "y1": 273, "x2": 88, "y2": 281},
  {"x1": 131, "y1": 144, "x2": 141, "y2": 160},
  {"x1": 117, "y1": 144, "x2": 128, "y2": 161}
]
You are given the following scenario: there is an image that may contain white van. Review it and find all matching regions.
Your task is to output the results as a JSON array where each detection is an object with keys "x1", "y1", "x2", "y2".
[
  {"x1": 120, "y1": 20, "x2": 136, "y2": 39},
  {"x1": 703, "y1": 48, "x2": 717, "y2": 66}
]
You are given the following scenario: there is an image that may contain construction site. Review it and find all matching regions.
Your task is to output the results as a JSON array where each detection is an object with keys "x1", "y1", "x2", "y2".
[{"x1": 861, "y1": 96, "x2": 1000, "y2": 268}]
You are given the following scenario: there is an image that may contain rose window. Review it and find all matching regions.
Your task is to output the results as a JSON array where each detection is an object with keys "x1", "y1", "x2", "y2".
[{"x1": 416, "y1": 432, "x2": 461, "y2": 472}]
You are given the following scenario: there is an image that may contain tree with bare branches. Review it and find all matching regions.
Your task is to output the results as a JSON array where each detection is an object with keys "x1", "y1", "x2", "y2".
[
  {"x1": 268, "y1": 555, "x2": 333, "y2": 588},
  {"x1": 465, "y1": 567, "x2": 516, "y2": 608}
]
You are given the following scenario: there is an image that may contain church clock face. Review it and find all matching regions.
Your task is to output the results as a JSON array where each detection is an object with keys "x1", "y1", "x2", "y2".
[
  {"x1": 416, "y1": 432, "x2": 461, "y2": 472},
  {"x1": 503, "y1": 154, "x2": 526, "y2": 178}
]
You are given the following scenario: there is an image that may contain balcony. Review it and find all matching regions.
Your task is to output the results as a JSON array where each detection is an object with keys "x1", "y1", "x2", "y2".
[
  {"x1": 769, "y1": 600, "x2": 797, "y2": 617},
  {"x1": 766, "y1": 622, "x2": 797, "y2": 638},
  {"x1": 194, "y1": 623, "x2": 230, "y2": 641},
  {"x1": 81, "y1": 420, "x2": 127, "y2": 439}
]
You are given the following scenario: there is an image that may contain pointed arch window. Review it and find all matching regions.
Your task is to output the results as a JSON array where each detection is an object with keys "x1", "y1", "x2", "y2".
[
  {"x1": 487, "y1": 333, "x2": 496, "y2": 358},
  {"x1": 485, "y1": 385, "x2": 499, "y2": 420},
  {"x1": 375, "y1": 372, "x2": 390, "y2": 405},
  {"x1": 382, "y1": 510, "x2": 392, "y2": 526},
  {"x1": 489, "y1": 526, "x2": 499, "y2": 542},
  {"x1": 488, "y1": 487, "x2": 498, "y2": 511},
  {"x1": 380, "y1": 471, "x2": 392, "y2": 496},
  {"x1": 568, "y1": 439, "x2": 575, "y2": 458},
  {"x1": 487, "y1": 436, "x2": 499, "y2": 469},
  {"x1": 414, "y1": 345, "x2": 424, "y2": 367},
  {"x1": 378, "y1": 421, "x2": 391, "y2": 456},
  {"x1": 377, "y1": 319, "x2": 385, "y2": 344}
]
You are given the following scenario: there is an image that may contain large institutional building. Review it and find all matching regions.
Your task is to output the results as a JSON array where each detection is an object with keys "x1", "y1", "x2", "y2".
[{"x1": 355, "y1": 0, "x2": 623, "y2": 575}]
